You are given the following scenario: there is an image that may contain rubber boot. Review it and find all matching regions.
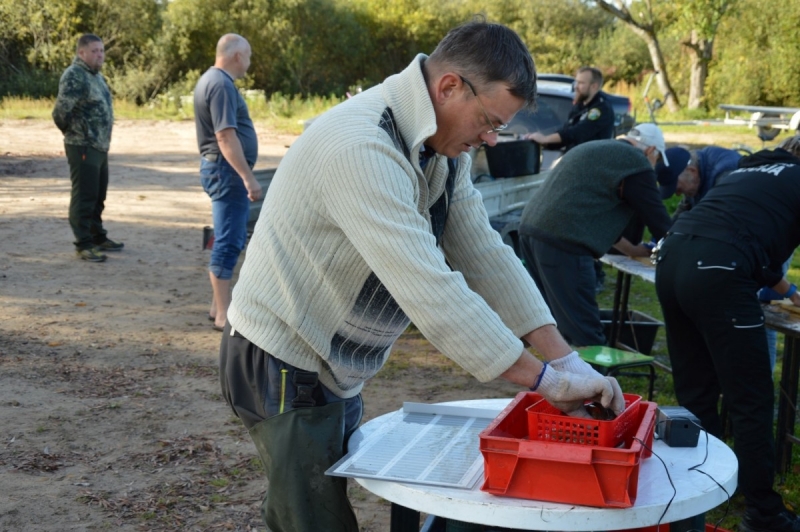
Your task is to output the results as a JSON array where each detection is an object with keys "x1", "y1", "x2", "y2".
[{"x1": 248, "y1": 400, "x2": 358, "y2": 532}]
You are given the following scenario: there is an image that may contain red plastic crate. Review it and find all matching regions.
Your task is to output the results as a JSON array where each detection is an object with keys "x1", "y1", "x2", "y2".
[
  {"x1": 526, "y1": 393, "x2": 642, "y2": 448},
  {"x1": 479, "y1": 391, "x2": 657, "y2": 508},
  {"x1": 616, "y1": 524, "x2": 731, "y2": 532}
]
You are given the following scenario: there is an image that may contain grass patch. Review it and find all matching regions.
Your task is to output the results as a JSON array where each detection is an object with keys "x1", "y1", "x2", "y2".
[
  {"x1": 3, "y1": 94, "x2": 795, "y2": 146},
  {"x1": 0, "y1": 97, "x2": 57, "y2": 120},
  {"x1": 209, "y1": 478, "x2": 229, "y2": 488},
  {"x1": 1, "y1": 92, "x2": 346, "y2": 136}
]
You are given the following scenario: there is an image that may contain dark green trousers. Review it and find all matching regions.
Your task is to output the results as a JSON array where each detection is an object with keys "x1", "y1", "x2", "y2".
[
  {"x1": 219, "y1": 327, "x2": 361, "y2": 532},
  {"x1": 249, "y1": 402, "x2": 358, "y2": 532},
  {"x1": 65, "y1": 144, "x2": 108, "y2": 250}
]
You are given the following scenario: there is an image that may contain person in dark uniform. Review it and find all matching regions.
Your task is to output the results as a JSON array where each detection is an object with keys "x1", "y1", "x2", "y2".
[
  {"x1": 524, "y1": 66, "x2": 615, "y2": 151},
  {"x1": 656, "y1": 144, "x2": 792, "y2": 372},
  {"x1": 654, "y1": 135, "x2": 800, "y2": 532}
]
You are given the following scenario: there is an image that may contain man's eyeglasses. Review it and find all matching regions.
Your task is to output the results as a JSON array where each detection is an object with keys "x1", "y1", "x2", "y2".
[{"x1": 459, "y1": 76, "x2": 508, "y2": 134}]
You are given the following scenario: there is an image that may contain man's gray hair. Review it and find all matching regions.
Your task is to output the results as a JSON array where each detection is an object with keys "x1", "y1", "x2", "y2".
[
  {"x1": 216, "y1": 34, "x2": 249, "y2": 59},
  {"x1": 428, "y1": 17, "x2": 537, "y2": 110},
  {"x1": 778, "y1": 135, "x2": 800, "y2": 158}
]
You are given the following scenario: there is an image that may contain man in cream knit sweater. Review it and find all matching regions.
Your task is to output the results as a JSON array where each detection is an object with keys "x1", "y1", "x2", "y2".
[{"x1": 219, "y1": 20, "x2": 626, "y2": 532}]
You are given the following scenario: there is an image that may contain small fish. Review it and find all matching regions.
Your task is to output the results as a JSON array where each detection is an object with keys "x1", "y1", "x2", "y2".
[{"x1": 584, "y1": 402, "x2": 616, "y2": 420}]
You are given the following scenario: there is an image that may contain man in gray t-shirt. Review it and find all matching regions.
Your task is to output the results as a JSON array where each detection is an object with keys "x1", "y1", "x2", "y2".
[{"x1": 193, "y1": 33, "x2": 261, "y2": 332}]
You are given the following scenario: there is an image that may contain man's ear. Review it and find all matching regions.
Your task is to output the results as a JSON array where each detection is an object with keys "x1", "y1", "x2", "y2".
[
  {"x1": 644, "y1": 145, "x2": 661, "y2": 166},
  {"x1": 432, "y1": 73, "x2": 462, "y2": 105}
]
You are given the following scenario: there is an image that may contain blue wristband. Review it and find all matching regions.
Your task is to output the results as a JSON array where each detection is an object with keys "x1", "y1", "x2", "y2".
[
  {"x1": 530, "y1": 362, "x2": 548, "y2": 392},
  {"x1": 785, "y1": 284, "x2": 798, "y2": 299}
]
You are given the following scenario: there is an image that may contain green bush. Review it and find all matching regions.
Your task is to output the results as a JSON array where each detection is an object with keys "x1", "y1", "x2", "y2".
[{"x1": 0, "y1": 68, "x2": 60, "y2": 99}]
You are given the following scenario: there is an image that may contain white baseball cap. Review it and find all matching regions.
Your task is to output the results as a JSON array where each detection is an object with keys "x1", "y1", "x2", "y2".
[{"x1": 625, "y1": 123, "x2": 669, "y2": 166}]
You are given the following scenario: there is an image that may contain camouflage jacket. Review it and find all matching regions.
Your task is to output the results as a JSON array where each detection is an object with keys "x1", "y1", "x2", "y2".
[{"x1": 52, "y1": 57, "x2": 113, "y2": 152}]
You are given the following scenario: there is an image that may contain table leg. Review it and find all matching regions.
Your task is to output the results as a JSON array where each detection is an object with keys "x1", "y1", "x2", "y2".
[
  {"x1": 610, "y1": 270, "x2": 625, "y2": 347},
  {"x1": 670, "y1": 513, "x2": 705, "y2": 532},
  {"x1": 390, "y1": 502, "x2": 420, "y2": 532},
  {"x1": 776, "y1": 335, "x2": 800, "y2": 476},
  {"x1": 619, "y1": 273, "x2": 632, "y2": 329},
  {"x1": 609, "y1": 271, "x2": 633, "y2": 350}
]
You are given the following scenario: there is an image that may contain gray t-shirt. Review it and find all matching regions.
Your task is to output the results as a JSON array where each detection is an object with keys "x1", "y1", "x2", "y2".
[{"x1": 193, "y1": 67, "x2": 258, "y2": 167}]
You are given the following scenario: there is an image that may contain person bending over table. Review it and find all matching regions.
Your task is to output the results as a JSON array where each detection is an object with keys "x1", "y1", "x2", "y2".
[
  {"x1": 217, "y1": 19, "x2": 626, "y2": 532},
  {"x1": 656, "y1": 144, "x2": 791, "y2": 371},
  {"x1": 654, "y1": 135, "x2": 800, "y2": 532},
  {"x1": 524, "y1": 66, "x2": 617, "y2": 294},
  {"x1": 655, "y1": 145, "x2": 742, "y2": 221},
  {"x1": 518, "y1": 124, "x2": 673, "y2": 347}
]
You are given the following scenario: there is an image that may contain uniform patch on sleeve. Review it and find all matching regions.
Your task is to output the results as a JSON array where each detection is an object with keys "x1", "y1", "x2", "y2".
[{"x1": 587, "y1": 108, "x2": 601, "y2": 121}]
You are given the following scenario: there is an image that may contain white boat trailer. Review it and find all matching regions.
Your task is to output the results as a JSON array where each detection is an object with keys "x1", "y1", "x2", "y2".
[{"x1": 719, "y1": 103, "x2": 800, "y2": 141}]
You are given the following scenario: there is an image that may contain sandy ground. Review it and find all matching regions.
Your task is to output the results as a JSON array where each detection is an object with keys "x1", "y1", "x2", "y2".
[
  {"x1": 0, "y1": 117, "x2": 770, "y2": 531},
  {"x1": 0, "y1": 119, "x2": 527, "y2": 531}
]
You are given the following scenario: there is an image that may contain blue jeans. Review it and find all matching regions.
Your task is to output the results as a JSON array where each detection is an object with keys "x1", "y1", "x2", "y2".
[
  {"x1": 200, "y1": 158, "x2": 249, "y2": 280},
  {"x1": 760, "y1": 254, "x2": 794, "y2": 372}
]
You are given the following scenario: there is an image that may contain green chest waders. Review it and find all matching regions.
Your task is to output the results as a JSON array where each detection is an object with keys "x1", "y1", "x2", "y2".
[{"x1": 248, "y1": 399, "x2": 359, "y2": 532}]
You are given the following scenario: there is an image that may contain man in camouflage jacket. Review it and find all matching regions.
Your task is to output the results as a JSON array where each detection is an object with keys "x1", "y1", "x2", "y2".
[{"x1": 53, "y1": 34, "x2": 123, "y2": 262}]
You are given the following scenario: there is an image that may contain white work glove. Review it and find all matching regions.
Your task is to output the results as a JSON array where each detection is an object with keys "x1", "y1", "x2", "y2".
[
  {"x1": 548, "y1": 351, "x2": 626, "y2": 415},
  {"x1": 535, "y1": 364, "x2": 615, "y2": 419}
]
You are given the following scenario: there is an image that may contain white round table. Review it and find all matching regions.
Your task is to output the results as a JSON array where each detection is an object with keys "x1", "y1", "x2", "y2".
[{"x1": 350, "y1": 398, "x2": 738, "y2": 531}]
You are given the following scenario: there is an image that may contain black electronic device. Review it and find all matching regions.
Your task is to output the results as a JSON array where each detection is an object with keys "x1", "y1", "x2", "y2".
[
  {"x1": 484, "y1": 140, "x2": 541, "y2": 178},
  {"x1": 655, "y1": 406, "x2": 701, "y2": 448}
]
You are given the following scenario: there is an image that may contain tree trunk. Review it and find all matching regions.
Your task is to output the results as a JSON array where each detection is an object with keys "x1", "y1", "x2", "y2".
[
  {"x1": 595, "y1": 0, "x2": 680, "y2": 113},
  {"x1": 624, "y1": 24, "x2": 680, "y2": 112},
  {"x1": 687, "y1": 30, "x2": 713, "y2": 110},
  {"x1": 644, "y1": 34, "x2": 680, "y2": 112}
]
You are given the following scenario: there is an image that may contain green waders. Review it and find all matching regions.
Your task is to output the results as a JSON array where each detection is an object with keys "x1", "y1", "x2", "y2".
[{"x1": 248, "y1": 400, "x2": 359, "y2": 532}]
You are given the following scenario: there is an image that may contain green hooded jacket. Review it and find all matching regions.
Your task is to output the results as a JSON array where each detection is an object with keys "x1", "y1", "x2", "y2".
[{"x1": 52, "y1": 57, "x2": 113, "y2": 152}]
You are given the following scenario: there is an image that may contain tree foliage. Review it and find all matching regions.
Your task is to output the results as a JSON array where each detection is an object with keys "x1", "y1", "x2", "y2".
[
  {"x1": 706, "y1": 0, "x2": 800, "y2": 108},
  {"x1": 1, "y1": 0, "x2": 799, "y2": 113},
  {"x1": 669, "y1": 0, "x2": 737, "y2": 109}
]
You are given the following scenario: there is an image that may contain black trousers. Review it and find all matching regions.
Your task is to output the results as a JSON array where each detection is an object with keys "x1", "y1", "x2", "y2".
[
  {"x1": 65, "y1": 144, "x2": 108, "y2": 250},
  {"x1": 520, "y1": 235, "x2": 606, "y2": 346},
  {"x1": 655, "y1": 233, "x2": 784, "y2": 515}
]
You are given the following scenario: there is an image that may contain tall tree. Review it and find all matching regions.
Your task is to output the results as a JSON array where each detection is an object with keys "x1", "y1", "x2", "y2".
[
  {"x1": 675, "y1": 0, "x2": 737, "y2": 109},
  {"x1": 595, "y1": 0, "x2": 680, "y2": 112}
]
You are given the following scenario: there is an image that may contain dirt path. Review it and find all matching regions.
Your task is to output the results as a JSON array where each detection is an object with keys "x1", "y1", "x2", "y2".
[{"x1": 0, "y1": 119, "x2": 525, "y2": 531}]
